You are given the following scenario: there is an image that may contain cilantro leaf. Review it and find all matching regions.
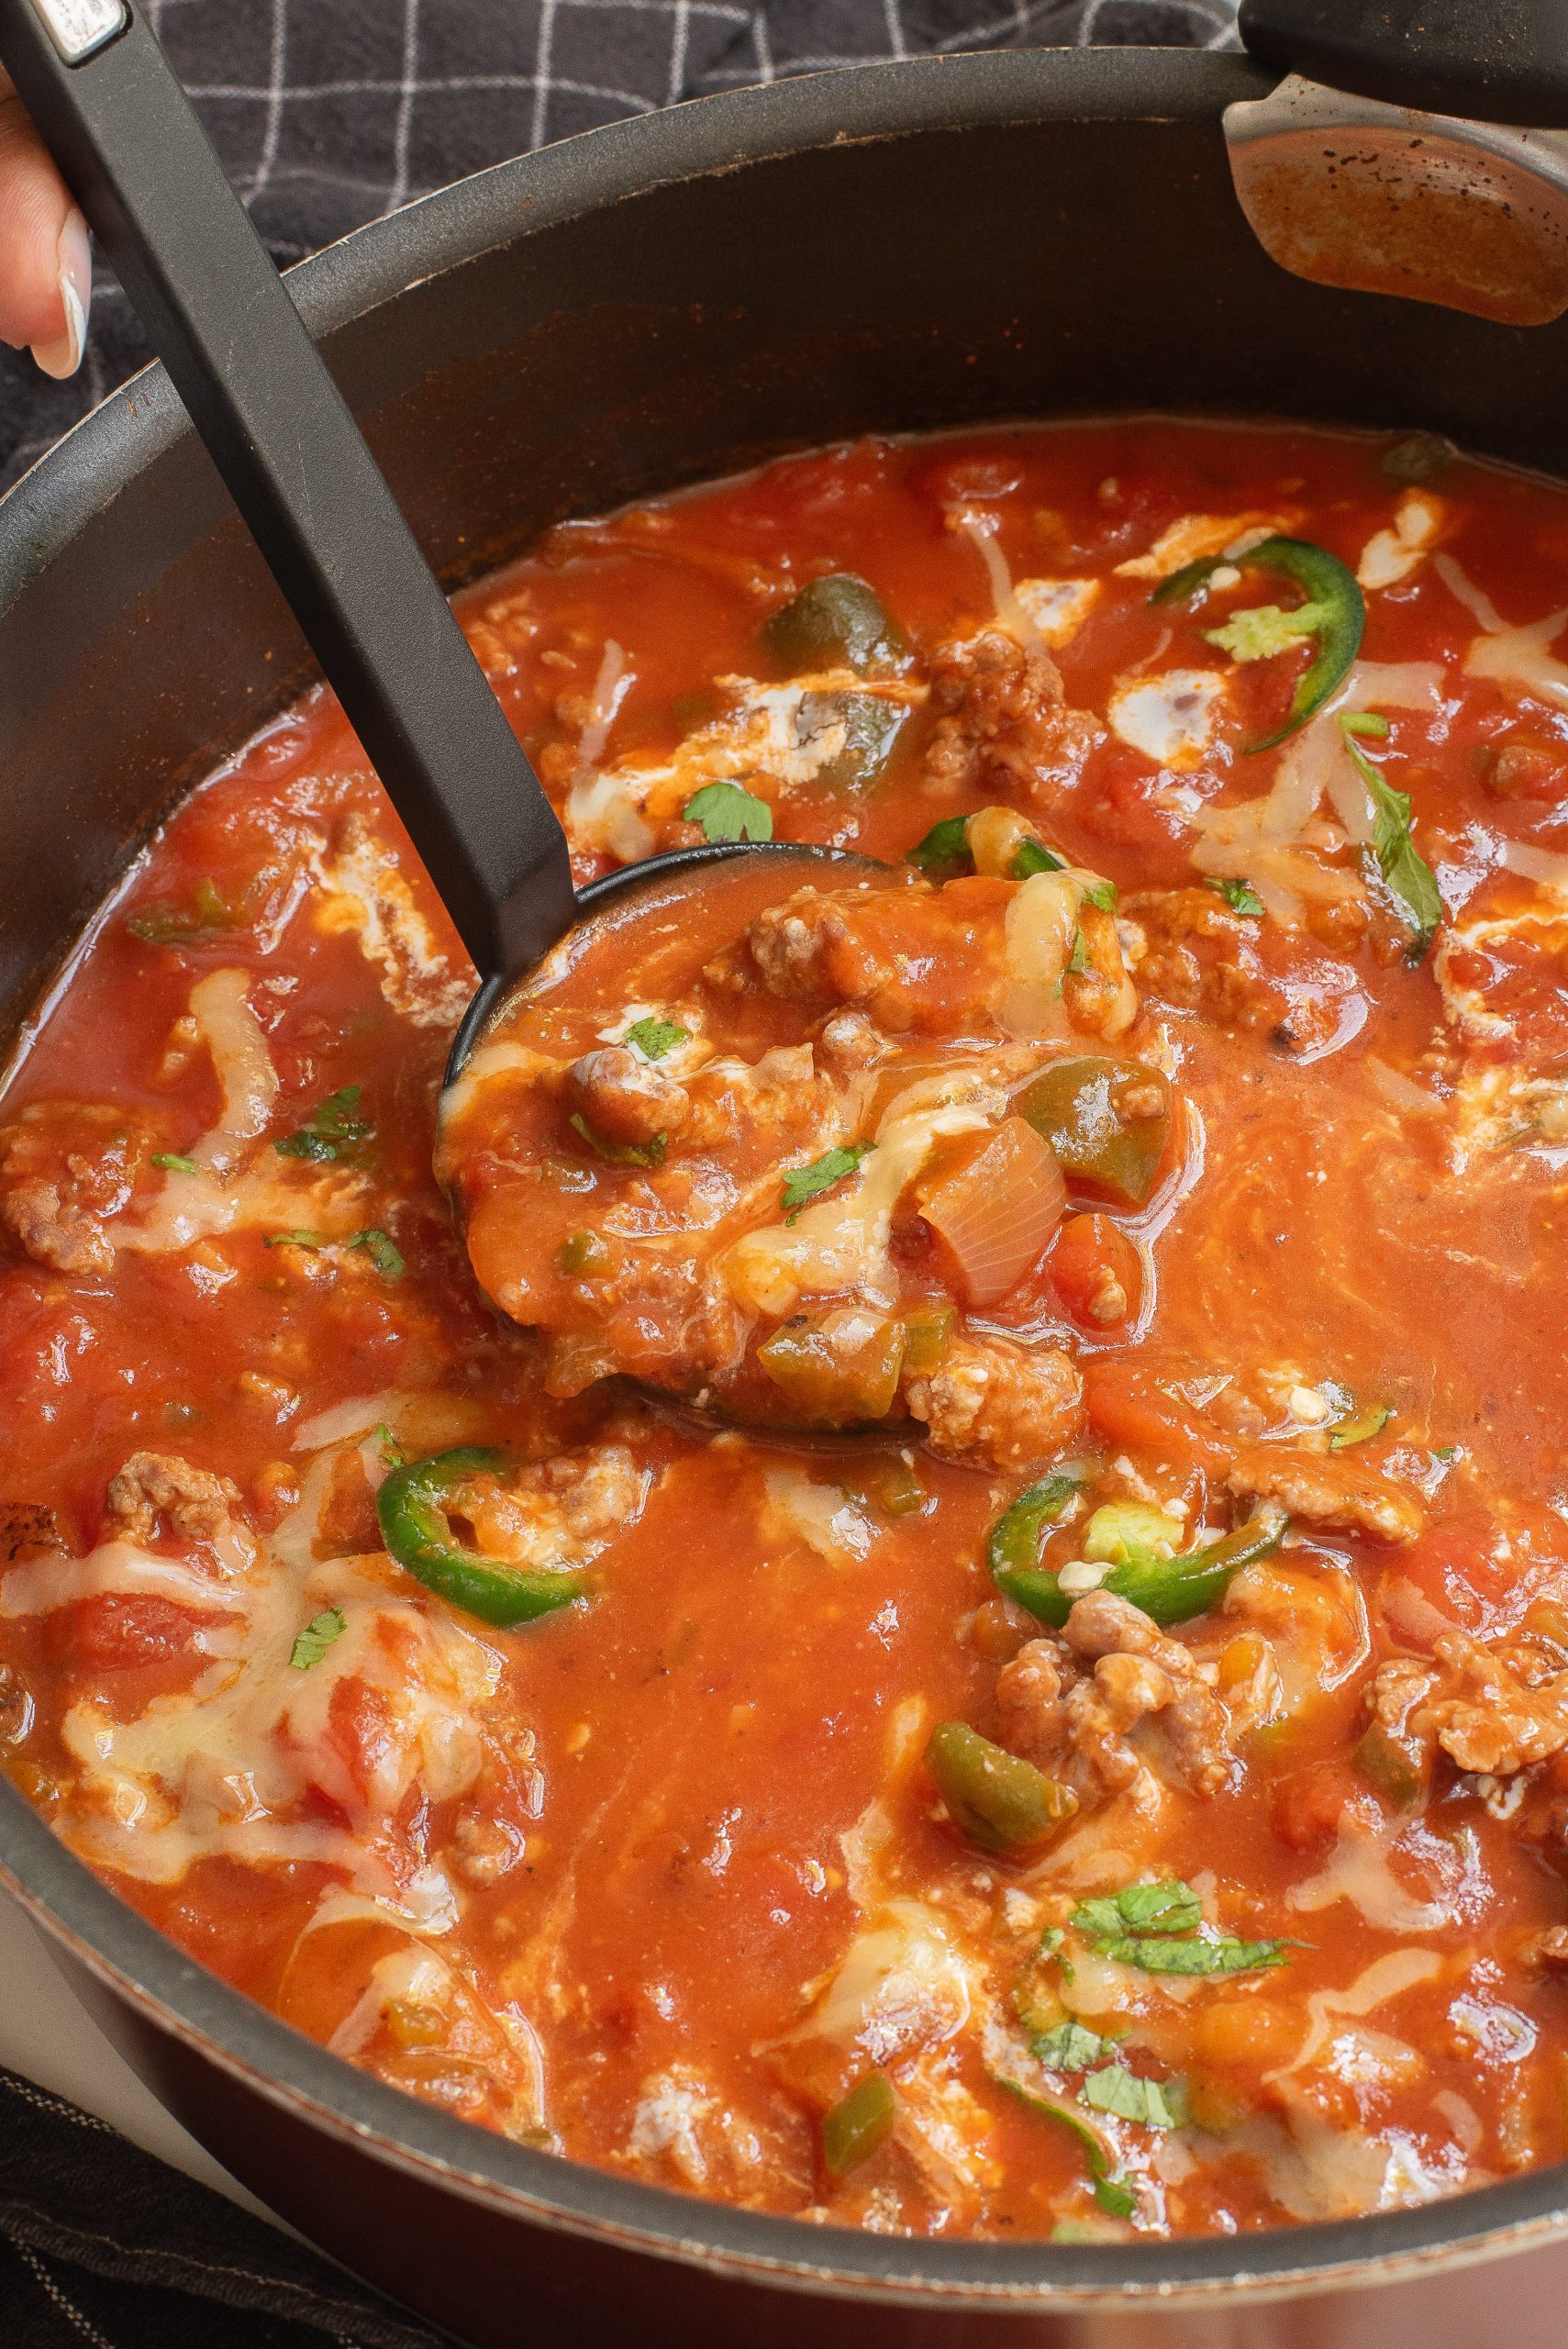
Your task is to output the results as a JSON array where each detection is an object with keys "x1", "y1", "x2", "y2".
[
  {"x1": 1066, "y1": 926, "x2": 1089, "y2": 975},
  {"x1": 264, "y1": 1229, "x2": 326, "y2": 1251},
  {"x1": 1032, "y1": 2019, "x2": 1121, "y2": 2072},
  {"x1": 349, "y1": 1228, "x2": 405, "y2": 1278},
  {"x1": 780, "y1": 1141, "x2": 872, "y2": 1219},
  {"x1": 991, "y1": 2074, "x2": 1137, "y2": 2218},
  {"x1": 289, "y1": 1607, "x2": 346, "y2": 1670},
  {"x1": 152, "y1": 1152, "x2": 197, "y2": 1174},
  {"x1": 1343, "y1": 736, "x2": 1443, "y2": 959},
  {"x1": 275, "y1": 1085, "x2": 373, "y2": 1163},
  {"x1": 569, "y1": 1112, "x2": 669, "y2": 1168},
  {"x1": 1081, "y1": 878, "x2": 1118, "y2": 912},
  {"x1": 1079, "y1": 2065, "x2": 1184, "y2": 2130},
  {"x1": 684, "y1": 782, "x2": 773, "y2": 843},
  {"x1": 624, "y1": 1017, "x2": 690, "y2": 1062},
  {"x1": 1204, "y1": 601, "x2": 1329, "y2": 663},
  {"x1": 908, "y1": 816, "x2": 972, "y2": 875},
  {"x1": 1098, "y1": 1933, "x2": 1294, "y2": 1976},
  {"x1": 1204, "y1": 875, "x2": 1265, "y2": 917},
  {"x1": 373, "y1": 1422, "x2": 406, "y2": 1470},
  {"x1": 1073, "y1": 1880, "x2": 1203, "y2": 1942}
]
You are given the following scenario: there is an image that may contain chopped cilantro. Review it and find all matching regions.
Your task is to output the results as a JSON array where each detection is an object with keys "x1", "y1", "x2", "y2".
[
  {"x1": 991, "y1": 2074, "x2": 1137, "y2": 2218},
  {"x1": 1343, "y1": 732, "x2": 1443, "y2": 959},
  {"x1": 275, "y1": 1085, "x2": 373, "y2": 1163},
  {"x1": 1012, "y1": 837, "x2": 1066, "y2": 879},
  {"x1": 568, "y1": 1112, "x2": 669, "y2": 1168},
  {"x1": 373, "y1": 1422, "x2": 406, "y2": 1470},
  {"x1": 152, "y1": 1152, "x2": 197, "y2": 1174},
  {"x1": 1066, "y1": 926, "x2": 1089, "y2": 975},
  {"x1": 1037, "y1": 1923, "x2": 1075, "y2": 1985},
  {"x1": 623, "y1": 1017, "x2": 689, "y2": 1062},
  {"x1": 289, "y1": 1607, "x2": 347, "y2": 1671},
  {"x1": 1073, "y1": 1880, "x2": 1203, "y2": 1941},
  {"x1": 1204, "y1": 875, "x2": 1265, "y2": 917},
  {"x1": 683, "y1": 782, "x2": 773, "y2": 842},
  {"x1": 1032, "y1": 2019, "x2": 1121, "y2": 2072},
  {"x1": 781, "y1": 1141, "x2": 872, "y2": 1219},
  {"x1": 1081, "y1": 878, "x2": 1118, "y2": 912},
  {"x1": 1204, "y1": 602, "x2": 1329, "y2": 663},
  {"x1": 1434, "y1": 1443, "x2": 1458, "y2": 1463},
  {"x1": 265, "y1": 1229, "x2": 326, "y2": 1251},
  {"x1": 1097, "y1": 1933, "x2": 1294, "y2": 1976},
  {"x1": 1079, "y1": 2065, "x2": 1185, "y2": 2130},
  {"x1": 349, "y1": 1228, "x2": 405, "y2": 1278},
  {"x1": 908, "y1": 815, "x2": 972, "y2": 875}
]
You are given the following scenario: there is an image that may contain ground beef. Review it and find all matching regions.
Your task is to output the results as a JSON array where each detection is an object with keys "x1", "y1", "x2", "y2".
[
  {"x1": 992, "y1": 1589, "x2": 1232, "y2": 1800},
  {"x1": 1225, "y1": 1445, "x2": 1422, "y2": 1545},
  {"x1": 924, "y1": 630, "x2": 1100, "y2": 803},
  {"x1": 1122, "y1": 886, "x2": 1362, "y2": 1057},
  {"x1": 902, "y1": 1334, "x2": 1082, "y2": 1469},
  {"x1": 1367, "y1": 1631, "x2": 1568, "y2": 1778},
  {"x1": 0, "y1": 1101, "x2": 151, "y2": 1276},
  {"x1": 565, "y1": 1046, "x2": 690, "y2": 1148},
  {"x1": 105, "y1": 1452, "x2": 246, "y2": 1547}
]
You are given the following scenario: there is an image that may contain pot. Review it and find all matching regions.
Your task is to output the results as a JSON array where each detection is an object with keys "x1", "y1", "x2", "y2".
[{"x1": 3, "y1": 43, "x2": 1568, "y2": 2347}]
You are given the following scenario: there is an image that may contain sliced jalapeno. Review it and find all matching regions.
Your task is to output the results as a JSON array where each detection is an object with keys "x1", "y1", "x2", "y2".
[
  {"x1": 1152, "y1": 534, "x2": 1364, "y2": 751},
  {"x1": 926, "y1": 1720, "x2": 1078, "y2": 1854},
  {"x1": 993, "y1": 1505, "x2": 1287, "y2": 1631},
  {"x1": 763, "y1": 574, "x2": 904, "y2": 675},
  {"x1": 377, "y1": 1447, "x2": 584, "y2": 1629},
  {"x1": 1016, "y1": 1057, "x2": 1171, "y2": 1209}
]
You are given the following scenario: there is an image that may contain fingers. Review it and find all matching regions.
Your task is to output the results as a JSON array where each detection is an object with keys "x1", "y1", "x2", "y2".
[{"x1": 0, "y1": 70, "x2": 91, "y2": 374}]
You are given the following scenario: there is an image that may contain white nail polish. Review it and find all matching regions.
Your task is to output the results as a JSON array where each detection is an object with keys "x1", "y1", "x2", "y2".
[{"x1": 30, "y1": 207, "x2": 93, "y2": 382}]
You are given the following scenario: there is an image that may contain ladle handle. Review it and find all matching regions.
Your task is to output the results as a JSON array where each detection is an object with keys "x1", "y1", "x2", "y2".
[
  {"x1": 1239, "y1": 0, "x2": 1568, "y2": 131},
  {"x1": 0, "y1": 0, "x2": 577, "y2": 982}
]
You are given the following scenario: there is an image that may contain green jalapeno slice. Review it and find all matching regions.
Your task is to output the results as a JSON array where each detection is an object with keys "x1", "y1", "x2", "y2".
[{"x1": 377, "y1": 1447, "x2": 585, "y2": 1629}]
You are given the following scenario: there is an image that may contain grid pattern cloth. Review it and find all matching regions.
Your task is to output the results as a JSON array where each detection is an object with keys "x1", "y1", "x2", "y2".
[
  {"x1": 1, "y1": 0, "x2": 1238, "y2": 488},
  {"x1": 5, "y1": 1, "x2": 1229, "y2": 2341}
]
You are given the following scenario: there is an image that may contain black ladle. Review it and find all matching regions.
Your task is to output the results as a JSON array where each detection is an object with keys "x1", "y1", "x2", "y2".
[{"x1": 0, "y1": 0, "x2": 851, "y2": 1093}]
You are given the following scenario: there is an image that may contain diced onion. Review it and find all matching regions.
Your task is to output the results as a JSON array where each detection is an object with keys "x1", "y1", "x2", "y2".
[
  {"x1": 917, "y1": 1117, "x2": 1066, "y2": 1306},
  {"x1": 1501, "y1": 839, "x2": 1568, "y2": 893}
]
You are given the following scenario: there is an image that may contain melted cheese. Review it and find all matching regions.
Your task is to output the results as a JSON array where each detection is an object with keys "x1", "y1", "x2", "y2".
[
  {"x1": 1014, "y1": 575, "x2": 1101, "y2": 648},
  {"x1": 1113, "y1": 511, "x2": 1296, "y2": 581},
  {"x1": 307, "y1": 827, "x2": 472, "y2": 1028},
  {"x1": 1437, "y1": 553, "x2": 1568, "y2": 710},
  {"x1": 1357, "y1": 494, "x2": 1446, "y2": 591},
  {"x1": 1108, "y1": 670, "x2": 1228, "y2": 770}
]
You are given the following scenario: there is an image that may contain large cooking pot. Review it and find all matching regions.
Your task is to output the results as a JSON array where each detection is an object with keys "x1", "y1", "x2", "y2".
[{"x1": 5, "y1": 42, "x2": 1568, "y2": 2348}]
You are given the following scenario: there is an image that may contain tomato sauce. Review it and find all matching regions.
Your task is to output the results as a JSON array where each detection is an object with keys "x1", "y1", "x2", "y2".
[{"x1": 4, "y1": 418, "x2": 1568, "y2": 2240}]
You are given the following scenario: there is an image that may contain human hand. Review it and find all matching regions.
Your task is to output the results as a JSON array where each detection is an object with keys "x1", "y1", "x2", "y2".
[{"x1": 0, "y1": 68, "x2": 89, "y2": 376}]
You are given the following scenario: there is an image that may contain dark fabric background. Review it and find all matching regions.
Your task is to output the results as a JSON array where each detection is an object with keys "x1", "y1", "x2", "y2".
[
  {"x1": 1, "y1": 2, "x2": 1234, "y2": 2342},
  {"x1": 2, "y1": 0, "x2": 1238, "y2": 489}
]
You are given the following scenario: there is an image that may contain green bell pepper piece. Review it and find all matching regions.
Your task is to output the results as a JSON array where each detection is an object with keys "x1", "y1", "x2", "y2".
[
  {"x1": 821, "y1": 2071, "x2": 898, "y2": 2175},
  {"x1": 763, "y1": 574, "x2": 903, "y2": 675},
  {"x1": 1015, "y1": 1057, "x2": 1171, "y2": 1208},
  {"x1": 926, "y1": 1720, "x2": 1078, "y2": 1854},
  {"x1": 377, "y1": 1447, "x2": 585, "y2": 1629}
]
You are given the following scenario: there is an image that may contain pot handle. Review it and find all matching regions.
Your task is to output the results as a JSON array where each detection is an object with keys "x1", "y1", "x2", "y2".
[
  {"x1": 0, "y1": 0, "x2": 577, "y2": 985},
  {"x1": 1239, "y1": 0, "x2": 1568, "y2": 131}
]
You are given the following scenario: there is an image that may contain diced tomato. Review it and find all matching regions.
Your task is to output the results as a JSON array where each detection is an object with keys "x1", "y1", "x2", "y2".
[
  {"x1": 1048, "y1": 1212, "x2": 1142, "y2": 1330},
  {"x1": 42, "y1": 1595, "x2": 211, "y2": 1671},
  {"x1": 1270, "y1": 1759, "x2": 1358, "y2": 1852}
]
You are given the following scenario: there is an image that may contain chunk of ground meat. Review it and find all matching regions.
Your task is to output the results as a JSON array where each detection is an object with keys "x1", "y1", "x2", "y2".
[
  {"x1": 902, "y1": 1334, "x2": 1082, "y2": 1469},
  {"x1": 1528, "y1": 1926, "x2": 1568, "y2": 1976},
  {"x1": 992, "y1": 1590, "x2": 1232, "y2": 1799},
  {"x1": 1225, "y1": 1444, "x2": 1422, "y2": 1544},
  {"x1": 565, "y1": 1046, "x2": 690, "y2": 1148},
  {"x1": 924, "y1": 631, "x2": 1101, "y2": 803},
  {"x1": 1368, "y1": 1631, "x2": 1568, "y2": 1778},
  {"x1": 0, "y1": 1101, "x2": 152, "y2": 1276},
  {"x1": 462, "y1": 1443, "x2": 652, "y2": 1565},
  {"x1": 105, "y1": 1452, "x2": 246, "y2": 1546},
  {"x1": 736, "y1": 879, "x2": 1014, "y2": 1034},
  {"x1": 1121, "y1": 887, "x2": 1363, "y2": 1056}
]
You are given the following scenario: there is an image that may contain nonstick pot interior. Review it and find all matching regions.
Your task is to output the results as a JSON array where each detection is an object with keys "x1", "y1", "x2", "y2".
[{"x1": 4, "y1": 44, "x2": 1568, "y2": 2348}]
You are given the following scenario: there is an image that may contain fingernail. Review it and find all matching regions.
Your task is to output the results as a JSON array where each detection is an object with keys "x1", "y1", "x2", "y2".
[{"x1": 30, "y1": 207, "x2": 92, "y2": 380}]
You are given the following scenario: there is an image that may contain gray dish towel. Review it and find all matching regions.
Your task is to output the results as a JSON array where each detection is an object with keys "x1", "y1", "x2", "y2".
[{"x1": 0, "y1": 2, "x2": 1233, "y2": 2342}]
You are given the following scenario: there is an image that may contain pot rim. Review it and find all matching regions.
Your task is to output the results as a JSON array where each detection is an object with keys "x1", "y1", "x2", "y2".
[{"x1": 4, "y1": 41, "x2": 1567, "y2": 2310}]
